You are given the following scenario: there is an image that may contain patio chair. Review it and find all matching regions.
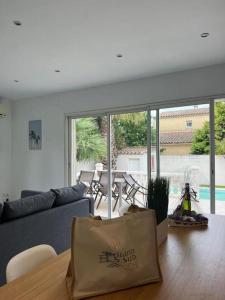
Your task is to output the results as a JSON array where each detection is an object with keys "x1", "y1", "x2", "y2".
[
  {"x1": 112, "y1": 171, "x2": 127, "y2": 211},
  {"x1": 113, "y1": 171, "x2": 127, "y2": 192},
  {"x1": 111, "y1": 173, "x2": 139, "y2": 211},
  {"x1": 95, "y1": 171, "x2": 116, "y2": 209},
  {"x1": 114, "y1": 173, "x2": 147, "y2": 209},
  {"x1": 77, "y1": 170, "x2": 95, "y2": 195},
  {"x1": 131, "y1": 175, "x2": 148, "y2": 200}
]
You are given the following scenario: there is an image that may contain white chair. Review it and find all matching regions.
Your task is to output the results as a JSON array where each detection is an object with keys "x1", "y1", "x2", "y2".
[{"x1": 6, "y1": 244, "x2": 57, "y2": 283}]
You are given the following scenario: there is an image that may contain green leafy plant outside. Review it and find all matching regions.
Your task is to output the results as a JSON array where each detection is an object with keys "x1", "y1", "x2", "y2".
[
  {"x1": 113, "y1": 113, "x2": 156, "y2": 150},
  {"x1": 191, "y1": 121, "x2": 210, "y2": 154},
  {"x1": 191, "y1": 102, "x2": 225, "y2": 155},
  {"x1": 76, "y1": 118, "x2": 106, "y2": 162}
]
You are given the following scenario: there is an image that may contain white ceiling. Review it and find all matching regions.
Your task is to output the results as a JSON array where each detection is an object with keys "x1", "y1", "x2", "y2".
[{"x1": 0, "y1": 0, "x2": 225, "y2": 100}]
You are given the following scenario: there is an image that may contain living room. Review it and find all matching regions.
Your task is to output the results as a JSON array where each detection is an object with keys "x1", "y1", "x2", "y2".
[{"x1": 1, "y1": 1, "x2": 225, "y2": 299}]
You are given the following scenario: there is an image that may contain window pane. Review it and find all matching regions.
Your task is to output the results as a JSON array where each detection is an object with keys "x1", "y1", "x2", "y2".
[
  {"x1": 159, "y1": 104, "x2": 210, "y2": 214},
  {"x1": 71, "y1": 116, "x2": 108, "y2": 218},
  {"x1": 111, "y1": 111, "x2": 148, "y2": 217},
  {"x1": 215, "y1": 99, "x2": 225, "y2": 215}
]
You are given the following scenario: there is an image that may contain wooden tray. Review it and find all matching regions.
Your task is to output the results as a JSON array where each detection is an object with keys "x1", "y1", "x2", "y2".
[{"x1": 168, "y1": 218, "x2": 208, "y2": 227}]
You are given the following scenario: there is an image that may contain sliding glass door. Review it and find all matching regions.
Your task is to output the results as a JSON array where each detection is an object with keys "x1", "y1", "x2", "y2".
[
  {"x1": 159, "y1": 104, "x2": 210, "y2": 214},
  {"x1": 110, "y1": 111, "x2": 148, "y2": 216},
  {"x1": 214, "y1": 99, "x2": 225, "y2": 215},
  {"x1": 70, "y1": 115, "x2": 108, "y2": 218},
  {"x1": 68, "y1": 98, "x2": 224, "y2": 218}
]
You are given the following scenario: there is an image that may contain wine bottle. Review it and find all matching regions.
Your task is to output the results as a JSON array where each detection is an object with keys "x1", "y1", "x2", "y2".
[{"x1": 182, "y1": 183, "x2": 191, "y2": 212}]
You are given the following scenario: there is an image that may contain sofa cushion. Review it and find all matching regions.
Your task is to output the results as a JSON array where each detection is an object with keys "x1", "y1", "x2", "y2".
[
  {"x1": 51, "y1": 183, "x2": 86, "y2": 206},
  {"x1": 3, "y1": 191, "x2": 55, "y2": 222},
  {"x1": 21, "y1": 190, "x2": 43, "y2": 198},
  {"x1": 72, "y1": 182, "x2": 87, "y2": 196}
]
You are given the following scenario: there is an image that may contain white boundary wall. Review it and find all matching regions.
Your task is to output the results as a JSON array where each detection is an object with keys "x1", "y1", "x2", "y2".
[{"x1": 116, "y1": 154, "x2": 225, "y2": 186}]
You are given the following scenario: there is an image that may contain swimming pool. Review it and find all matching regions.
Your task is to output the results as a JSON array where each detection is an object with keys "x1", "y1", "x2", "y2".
[
  {"x1": 200, "y1": 187, "x2": 225, "y2": 201},
  {"x1": 170, "y1": 186, "x2": 225, "y2": 201}
]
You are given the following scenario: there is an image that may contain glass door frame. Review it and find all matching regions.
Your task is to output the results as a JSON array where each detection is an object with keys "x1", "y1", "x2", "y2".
[
  {"x1": 67, "y1": 97, "x2": 218, "y2": 217},
  {"x1": 209, "y1": 99, "x2": 215, "y2": 214},
  {"x1": 108, "y1": 108, "x2": 149, "y2": 218},
  {"x1": 149, "y1": 98, "x2": 216, "y2": 214},
  {"x1": 67, "y1": 107, "x2": 148, "y2": 219}
]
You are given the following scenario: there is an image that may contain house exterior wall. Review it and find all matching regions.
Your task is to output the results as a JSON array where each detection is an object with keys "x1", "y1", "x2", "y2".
[
  {"x1": 161, "y1": 144, "x2": 192, "y2": 155},
  {"x1": 159, "y1": 110, "x2": 209, "y2": 155},
  {"x1": 160, "y1": 113, "x2": 209, "y2": 132}
]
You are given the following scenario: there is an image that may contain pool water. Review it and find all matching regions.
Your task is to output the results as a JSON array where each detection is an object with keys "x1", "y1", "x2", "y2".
[
  {"x1": 200, "y1": 187, "x2": 225, "y2": 201},
  {"x1": 170, "y1": 186, "x2": 225, "y2": 201}
]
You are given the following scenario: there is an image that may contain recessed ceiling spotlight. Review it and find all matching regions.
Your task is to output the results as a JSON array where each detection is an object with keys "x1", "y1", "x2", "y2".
[
  {"x1": 55, "y1": 70, "x2": 60, "y2": 73},
  {"x1": 116, "y1": 54, "x2": 123, "y2": 58},
  {"x1": 14, "y1": 80, "x2": 19, "y2": 83},
  {"x1": 13, "y1": 20, "x2": 22, "y2": 26},
  {"x1": 201, "y1": 32, "x2": 209, "y2": 38}
]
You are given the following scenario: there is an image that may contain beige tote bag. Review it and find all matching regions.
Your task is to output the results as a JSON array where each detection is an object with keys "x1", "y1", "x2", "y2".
[{"x1": 66, "y1": 210, "x2": 162, "y2": 299}]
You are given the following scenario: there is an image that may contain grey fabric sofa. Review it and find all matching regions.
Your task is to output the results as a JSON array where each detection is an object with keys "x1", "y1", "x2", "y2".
[{"x1": 0, "y1": 190, "x2": 94, "y2": 286}]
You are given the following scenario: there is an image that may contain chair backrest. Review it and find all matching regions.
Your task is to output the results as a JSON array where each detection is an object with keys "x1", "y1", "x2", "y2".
[
  {"x1": 78, "y1": 170, "x2": 95, "y2": 185},
  {"x1": 123, "y1": 173, "x2": 140, "y2": 195},
  {"x1": 98, "y1": 171, "x2": 116, "y2": 185},
  {"x1": 123, "y1": 173, "x2": 136, "y2": 187},
  {"x1": 129, "y1": 174, "x2": 148, "y2": 195},
  {"x1": 6, "y1": 244, "x2": 57, "y2": 283},
  {"x1": 99, "y1": 171, "x2": 108, "y2": 186},
  {"x1": 114, "y1": 171, "x2": 126, "y2": 178},
  {"x1": 113, "y1": 171, "x2": 127, "y2": 193},
  {"x1": 98, "y1": 171, "x2": 116, "y2": 194}
]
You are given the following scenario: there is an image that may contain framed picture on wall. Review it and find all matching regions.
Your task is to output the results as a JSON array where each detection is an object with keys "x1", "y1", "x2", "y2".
[{"x1": 29, "y1": 120, "x2": 42, "y2": 150}]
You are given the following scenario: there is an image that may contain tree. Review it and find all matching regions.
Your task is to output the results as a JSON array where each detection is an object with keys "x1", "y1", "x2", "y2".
[
  {"x1": 96, "y1": 116, "x2": 117, "y2": 168},
  {"x1": 113, "y1": 112, "x2": 147, "y2": 124},
  {"x1": 191, "y1": 122, "x2": 210, "y2": 154},
  {"x1": 113, "y1": 119, "x2": 148, "y2": 149},
  {"x1": 76, "y1": 118, "x2": 106, "y2": 161},
  {"x1": 76, "y1": 112, "x2": 156, "y2": 167},
  {"x1": 215, "y1": 102, "x2": 225, "y2": 142},
  {"x1": 216, "y1": 140, "x2": 225, "y2": 154},
  {"x1": 191, "y1": 102, "x2": 225, "y2": 155},
  {"x1": 113, "y1": 112, "x2": 156, "y2": 150}
]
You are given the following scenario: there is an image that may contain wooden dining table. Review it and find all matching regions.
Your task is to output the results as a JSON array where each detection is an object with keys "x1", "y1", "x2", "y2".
[{"x1": 1, "y1": 214, "x2": 225, "y2": 300}]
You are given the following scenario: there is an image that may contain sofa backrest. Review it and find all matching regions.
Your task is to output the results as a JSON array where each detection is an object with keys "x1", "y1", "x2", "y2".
[{"x1": 0, "y1": 197, "x2": 94, "y2": 286}]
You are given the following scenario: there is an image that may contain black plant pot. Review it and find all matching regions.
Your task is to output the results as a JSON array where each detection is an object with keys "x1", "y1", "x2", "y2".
[{"x1": 147, "y1": 177, "x2": 170, "y2": 225}]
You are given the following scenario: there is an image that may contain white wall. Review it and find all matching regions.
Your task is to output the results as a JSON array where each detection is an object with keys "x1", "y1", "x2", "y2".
[
  {"x1": 11, "y1": 63, "x2": 225, "y2": 198},
  {"x1": 116, "y1": 154, "x2": 148, "y2": 173},
  {"x1": 117, "y1": 154, "x2": 225, "y2": 187},
  {"x1": 0, "y1": 99, "x2": 12, "y2": 199},
  {"x1": 160, "y1": 155, "x2": 210, "y2": 186}
]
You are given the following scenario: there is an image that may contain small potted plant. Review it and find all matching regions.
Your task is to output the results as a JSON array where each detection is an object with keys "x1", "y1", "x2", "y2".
[{"x1": 147, "y1": 177, "x2": 170, "y2": 245}]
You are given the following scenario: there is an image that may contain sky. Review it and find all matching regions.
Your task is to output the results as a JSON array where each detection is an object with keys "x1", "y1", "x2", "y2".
[{"x1": 161, "y1": 104, "x2": 209, "y2": 112}]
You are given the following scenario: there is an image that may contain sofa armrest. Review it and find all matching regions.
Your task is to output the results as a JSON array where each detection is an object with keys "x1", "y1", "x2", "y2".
[
  {"x1": 84, "y1": 196, "x2": 94, "y2": 215},
  {"x1": 21, "y1": 190, "x2": 43, "y2": 198}
]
